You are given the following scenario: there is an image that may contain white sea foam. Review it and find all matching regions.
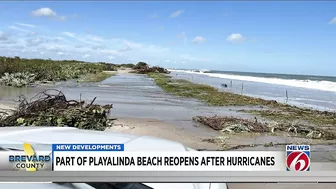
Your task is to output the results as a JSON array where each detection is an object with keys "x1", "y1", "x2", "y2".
[
  {"x1": 199, "y1": 69, "x2": 209, "y2": 73},
  {"x1": 169, "y1": 69, "x2": 336, "y2": 92},
  {"x1": 98, "y1": 84, "x2": 112, "y2": 88}
]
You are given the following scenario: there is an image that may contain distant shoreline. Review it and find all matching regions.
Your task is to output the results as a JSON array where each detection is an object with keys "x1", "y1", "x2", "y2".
[
  {"x1": 169, "y1": 68, "x2": 336, "y2": 80},
  {"x1": 1, "y1": 71, "x2": 336, "y2": 155},
  {"x1": 170, "y1": 69, "x2": 336, "y2": 93},
  {"x1": 147, "y1": 72, "x2": 336, "y2": 126}
]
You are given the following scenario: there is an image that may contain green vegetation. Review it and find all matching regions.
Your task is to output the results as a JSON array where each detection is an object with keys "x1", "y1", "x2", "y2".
[
  {"x1": 148, "y1": 72, "x2": 336, "y2": 126},
  {"x1": 241, "y1": 108, "x2": 336, "y2": 126},
  {"x1": 0, "y1": 72, "x2": 36, "y2": 87},
  {"x1": 119, "y1": 63, "x2": 135, "y2": 68},
  {"x1": 147, "y1": 72, "x2": 278, "y2": 106},
  {"x1": 131, "y1": 62, "x2": 170, "y2": 74},
  {"x1": 0, "y1": 90, "x2": 114, "y2": 131},
  {"x1": 77, "y1": 72, "x2": 115, "y2": 83},
  {"x1": 133, "y1": 62, "x2": 149, "y2": 70},
  {"x1": 98, "y1": 62, "x2": 135, "y2": 69},
  {"x1": 0, "y1": 56, "x2": 119, "y2": 87}
]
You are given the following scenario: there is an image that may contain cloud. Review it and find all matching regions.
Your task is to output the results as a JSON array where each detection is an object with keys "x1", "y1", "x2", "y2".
[
  {"x1": 25, "y1": 37, "x2": 48, "y2": 46},
  {"x1": 61, "y1": 32, "x2": 104, "y2": 46},
  {"x1": 31, "y1": 8, "x2": 67, "y2": 21},
  {"x1": 15, "y1": 22, "x2": 36, "y2": 28},
  {"x1": 122, "y1": 39, "x2": 143, "y2": 49},
  {"x1": 61, "y1": 32, "x2": 76, "y2": 38},
  {"x1": 91, "y1": 44, "x2": 106, "y2": 50},
  {"x1": 53, "y1": 37, "x2": 65, "y2": 42},
  {"x1": 170, "y1": 10, "x2": 184, "y2": 18},
  {"x1": 0, "y1": 31, "x2": 9, "y2": 41},
  {"x1": 8, "y1": 25, "x2": 32, "y2": 33},
  {"x1": 329, "y1": 17, "x2": 336, "y2": 24},
  {"x1": 86, "y1": 34, "x2": 104, "y2": 42},
  {"x1": 227, "y1": 33, "x2": 244, "y2": 42},
  {"x1": 0, "y1": 27, "x2": 205, "y2": 65},
  {"x1": 192, "y1": 36, "x2": 206, "y2": 44},
  {"x1": 31, "y1": 8, "x2": 56, "y2": 17}
]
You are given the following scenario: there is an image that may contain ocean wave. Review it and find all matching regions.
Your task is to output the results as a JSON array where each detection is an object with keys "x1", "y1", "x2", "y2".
[
  {"x1": 98, "y1": 84, "x2": 112, "y2": 88},
  {"x1": 199, "y1": 69, "x2": 210, "y2": 73},
  {"x1": 168, "y1": 69, "x2": 336, "y2": 92},
  {"x1": 174, "y1": 69, "x2": 209, "y2": 73}
]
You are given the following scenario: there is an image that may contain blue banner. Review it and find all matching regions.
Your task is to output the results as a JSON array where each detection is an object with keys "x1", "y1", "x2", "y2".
[{"x1": 52, "y1": 144, "x2": 124, "y2": 151}]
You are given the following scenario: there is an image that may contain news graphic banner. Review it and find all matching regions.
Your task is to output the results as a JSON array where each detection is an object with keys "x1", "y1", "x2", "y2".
[
  {"x1": 52, "y1": 144, "x2": 283, "y2": 171},
  {"x1": 1, "y1": 143, "x2": 335, "y2": 182}
]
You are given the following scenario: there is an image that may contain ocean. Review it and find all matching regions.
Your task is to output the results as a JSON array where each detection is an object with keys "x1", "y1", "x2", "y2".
[{"x1": 168, "y1": 69, "x2": 336, "y2": 111}]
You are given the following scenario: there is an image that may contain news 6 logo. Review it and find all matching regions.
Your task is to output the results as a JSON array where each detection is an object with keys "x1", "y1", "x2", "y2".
[{"x1": 286, "y1": 145, "x2": 310, "y2": 171}]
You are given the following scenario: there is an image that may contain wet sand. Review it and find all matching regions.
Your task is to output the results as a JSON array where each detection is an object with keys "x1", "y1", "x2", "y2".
[
  {"x1": 107, "y1": 117, "x2": 336, "y2": 161},
  {"x1": 1, "y1": 71, "x2": 336, "y2": 155},
  {"x1": 106, "y1": 117, "x2": 336, "y2": 188},
  {"x1": 105, "y1": 117, "x2": 221, "y2": 150},
  {"x1": 170, "y1": 70, "x2": 336, "y2": 111},
  {"x1": 1, "y1": 70, "x2": 336, "y2": 188}
]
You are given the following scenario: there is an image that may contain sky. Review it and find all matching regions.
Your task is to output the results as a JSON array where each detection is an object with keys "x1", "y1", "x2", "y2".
[{"x1": 0, "y1": 1, "x2": 335, "y2": 76}]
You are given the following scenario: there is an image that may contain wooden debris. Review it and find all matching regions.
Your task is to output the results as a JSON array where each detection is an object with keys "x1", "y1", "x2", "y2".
[
  {"x1": 193, "y1": 115, "x2": 336, "y2": 140},
  {"x1": 0, "y1": 89, "x2": 113, "y2": 131}
]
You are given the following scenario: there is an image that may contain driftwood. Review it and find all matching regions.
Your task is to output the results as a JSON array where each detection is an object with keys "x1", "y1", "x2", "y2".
[
  {"x1": 193, "y1": 116, "x2": 269, "y2": 133},
  {"x1": 0, "y1": 89, "x2": 113, "y2": 131},
  {"x1": 193, "y1": 115, "x2": 336, "y2": 140}
]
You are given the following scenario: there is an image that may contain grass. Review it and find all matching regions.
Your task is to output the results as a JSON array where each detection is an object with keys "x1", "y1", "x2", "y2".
[
  {"x1": 148, "y1": 72, "x2": 280, "y2": 106},
  {"x1": 148, "y1": 72, "x2": 336, "y2": 126},
  {"x1": 77, "y1": 72, "x2": 116, "y2": 83}
]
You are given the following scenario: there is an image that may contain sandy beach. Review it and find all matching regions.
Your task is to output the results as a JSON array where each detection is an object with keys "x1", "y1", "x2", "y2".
[
  {"x1": 1, "y1": 69, "x2": 336, "y2": 188},
  {"x1": 1, "y1": 69, "x2": 336, "y2": 154},
  {"x1": 1, "y1": 1, "x2": 336, "y2": 188},
  {"x1": 105, "y1": 117, "x2": 221, "y2": 150}
]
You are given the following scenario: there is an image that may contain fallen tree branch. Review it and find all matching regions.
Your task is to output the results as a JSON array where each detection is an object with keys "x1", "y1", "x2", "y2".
[{"x1": 0, "y1": 89, "x2": 113, "y2": 131}]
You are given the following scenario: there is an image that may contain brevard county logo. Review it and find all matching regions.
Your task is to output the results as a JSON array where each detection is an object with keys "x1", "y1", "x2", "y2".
[{"x1": 8, "y1": 143, "x2": 51, "y2": 171}]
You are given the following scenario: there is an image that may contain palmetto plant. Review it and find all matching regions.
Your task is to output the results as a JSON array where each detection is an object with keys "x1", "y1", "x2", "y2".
[
  {"x1": 0, "y1": 56, "x2": 116, "y2": 87},
  {"x1": 0, "y1": 72, "x2": 36, "y2": 87}
]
